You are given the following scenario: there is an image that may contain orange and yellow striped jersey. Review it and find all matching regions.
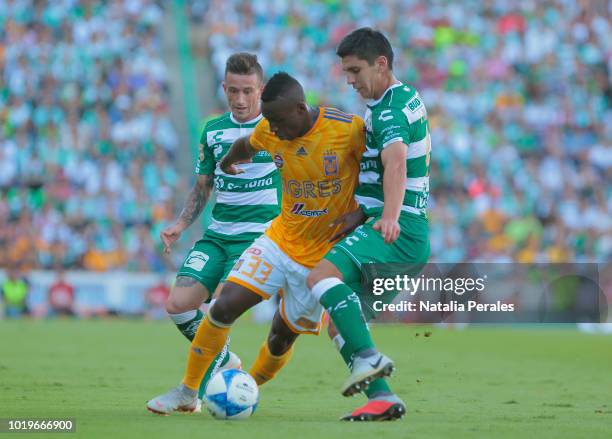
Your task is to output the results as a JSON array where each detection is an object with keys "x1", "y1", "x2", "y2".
[{"x1": 249, "y1": 107, "x2": 365, "y2": 267}]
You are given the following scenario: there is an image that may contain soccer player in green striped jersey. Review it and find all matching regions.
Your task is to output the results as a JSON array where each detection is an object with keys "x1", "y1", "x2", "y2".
[
  {"x1": 308, "y1": 28, "x2": 431, "y2": 421},
  {"x1": 159, "y1": 53, "x2": 280, "y2": 402}
]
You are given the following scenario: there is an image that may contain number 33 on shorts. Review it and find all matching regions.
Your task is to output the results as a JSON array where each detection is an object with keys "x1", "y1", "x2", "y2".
[
  {"x1": 232, "y1": 248, "x2": 273, "y2": 285},
  {"x1": 226, "y1": 235, "x2": 324, "y2": 334}
]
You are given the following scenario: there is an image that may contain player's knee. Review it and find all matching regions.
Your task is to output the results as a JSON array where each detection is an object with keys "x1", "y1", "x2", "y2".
[
  {"x1": 208, "y1": 297, "x2": 239, "y2": 325},
  {"x1": 267, "y1": 330, "x2": 296, "y2": 356},
  {"x1": 306, "y1": 267, "x2": 324, "y2": 290},
  {"x1": 208, "y1": 283, "x2": 261, "y2": 325},
  {"x1": 307, "y1": 260, "x2": 341, "y2": 290},
  {"x1": 165, "y1": 294, "x2": 194, "y2": 315},
  {"x1": 165, "y1": 280, "x2": 209, "y2": 315}
]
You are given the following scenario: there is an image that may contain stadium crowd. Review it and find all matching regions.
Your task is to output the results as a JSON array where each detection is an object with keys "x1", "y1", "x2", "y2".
[
  {"x1": 191, "y1": 0, "x2": 612, "y2": 262},
  {"x1": 0, "y1": 0, "x2": 181, "y2": 272},
  {"x1": 0, "y1": 0, "x2": 610, "y2": 278}
]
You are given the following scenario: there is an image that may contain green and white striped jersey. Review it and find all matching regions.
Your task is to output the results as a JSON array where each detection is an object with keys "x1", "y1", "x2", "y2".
[
  {"x1": 357, "y1": 82, "x2": 431, "y2": 218},
  {"x1": 196, "y1": 112, "x2": 280, "y2": 241}
]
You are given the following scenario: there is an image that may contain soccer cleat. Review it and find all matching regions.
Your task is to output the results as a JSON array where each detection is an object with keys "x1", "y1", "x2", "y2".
[
  {"x1": 221, "y1": 351, "x2": 242, "y2": 371},
  {"x1": 146, "y1": 384, "x2": 198, "y2": 415},
  {"x1": 341, "y1": 353, "x2": 394, "y2": 397},
  {"x1": 341, "y1": 399, "x2": 406, "y2": 421},
  {"x1": 197, "y1": 350, "x2": 243, "y2": 400}
]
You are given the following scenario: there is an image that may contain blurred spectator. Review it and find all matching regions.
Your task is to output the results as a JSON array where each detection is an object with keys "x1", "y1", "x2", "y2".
[
  {"x1": 2, "y1": 1, "x2": 609, "y2": 270},
  {"x1": 47, "y1": 266, "x2": 75, "y2": 317},
  {"x1": 192, "y1": 0, "x2": 612, "y2": 262},
  {"x1": 1, "y1": 266, "x2": 30, "y2": 318},
  {"x1": 0, "y1": 0, "x2": 181, "y2": 272},
  {"x1": 144, "y1": 276, "x2": 170, "y2": 320}
]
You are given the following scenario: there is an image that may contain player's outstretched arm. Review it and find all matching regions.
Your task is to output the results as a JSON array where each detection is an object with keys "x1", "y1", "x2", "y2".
[
  {"x1": 160, "y1": 174, "x2": 212, "y2": 254},
  {"x1": 220, "y1": 136, "x2": 257, "y2": 175},
  {"x1": 375, "y1": 141, "x2": 407, "y2": 244}
]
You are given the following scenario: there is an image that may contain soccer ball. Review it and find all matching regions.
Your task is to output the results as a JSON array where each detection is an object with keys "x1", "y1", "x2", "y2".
[{"x1": 204, "y1": 369, "x2": 259, "y2": 420}]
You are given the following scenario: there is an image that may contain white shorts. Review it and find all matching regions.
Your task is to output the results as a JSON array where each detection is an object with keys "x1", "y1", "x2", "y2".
[{"x1": 226, "y1": 235, "x2": 323, "y2": 335}]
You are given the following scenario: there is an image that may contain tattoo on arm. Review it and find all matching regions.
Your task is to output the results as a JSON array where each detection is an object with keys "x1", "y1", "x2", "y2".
[
  {"x1": 175, "y1": 276, "x2": 199, "y2": 287},
  {"x1": 178, "y1": 176, "x2": 211, "y2": 228}
]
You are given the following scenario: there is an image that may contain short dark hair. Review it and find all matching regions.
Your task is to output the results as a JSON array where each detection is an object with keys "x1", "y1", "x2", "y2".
[
  {"x1": 336, "y1": 27, "x2": 394, "y2": 70},
  {"x1": 225, "y1": 52, "x2": 264, "y2": 80},
  {"x1": 261, "y1": 72, "x2": 304, "y2": 103}
]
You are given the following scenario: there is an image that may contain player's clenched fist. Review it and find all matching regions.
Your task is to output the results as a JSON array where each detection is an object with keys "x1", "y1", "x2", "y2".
[{"x1": 373, "y1": 217, "x2": 401, "y2": 244}]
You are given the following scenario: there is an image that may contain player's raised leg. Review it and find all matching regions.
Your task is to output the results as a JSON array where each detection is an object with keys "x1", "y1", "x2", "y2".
[
  {"x1": 146, "y1": 281, "x2": 262, "y2": 415},
  {"x1": 327, "y1": 320, "x2": 405, "y2": 421},
  {"x1": 308, "y1": 259, "x2": 395, "y2": 398}
]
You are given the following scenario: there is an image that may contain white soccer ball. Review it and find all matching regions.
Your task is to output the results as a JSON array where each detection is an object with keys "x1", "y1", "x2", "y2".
[{"x1": 204, "y1": 369, "x2": 259, "y2": 420}]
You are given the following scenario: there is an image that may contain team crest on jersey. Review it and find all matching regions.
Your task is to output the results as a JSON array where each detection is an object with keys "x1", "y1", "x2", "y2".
[
  {"x1": 274, "y1": 153, "x2": 284, "y2": 169},
  {"x1": 323, "y1": 152, "x2": 338, "y2": 176}
]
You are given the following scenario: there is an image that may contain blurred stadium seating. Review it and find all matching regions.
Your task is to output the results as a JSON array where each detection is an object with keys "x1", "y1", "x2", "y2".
[
  {"x1": 191, "y1": 0, "x2": 611, "y2": 263},
  {"x1": 0, "y1": 0, "x2": 181, "y2": 272},
  {"x1": 0, "y1": 0, "x2": 610, "y2": 281}
]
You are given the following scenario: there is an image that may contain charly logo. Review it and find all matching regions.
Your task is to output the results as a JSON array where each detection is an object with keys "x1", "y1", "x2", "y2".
[
  {"x1": 212, "y1": 131, "x2": 223, "y2": 143},
  {"x1": 378, "y1": 109, "x2": 394, "y2": 121},
  {"x1": 184, "y1": 251, "x2": 209, "y2": 271}
]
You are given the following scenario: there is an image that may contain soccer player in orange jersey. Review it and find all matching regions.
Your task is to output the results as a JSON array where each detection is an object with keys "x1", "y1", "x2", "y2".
[{"x1": 146, "y1": 72, "x2": 365, "y2": 415}]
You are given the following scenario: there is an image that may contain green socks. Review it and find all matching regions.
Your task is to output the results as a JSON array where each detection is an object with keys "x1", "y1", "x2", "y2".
[
  {"x1": 319, "y1": 283, "x2": 375, "y2": 354},
  {"x1": 170, "y1": 309, "x2": 204, "y2": 341},
  {"x1": 315, "y1": 279, "x2": 393, "y2": 399}
]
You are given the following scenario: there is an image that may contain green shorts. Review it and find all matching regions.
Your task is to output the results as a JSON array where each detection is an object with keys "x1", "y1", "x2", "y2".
[
  {"x1": 324, "y1": 213, "x2": 430, "y2": 321},
  {"x1": 177, "y1": 233, "x2": 255, "y2": 297}
]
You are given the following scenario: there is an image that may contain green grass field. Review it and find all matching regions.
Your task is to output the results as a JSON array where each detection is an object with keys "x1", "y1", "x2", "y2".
[{"x1": 1, "y1": 319, "x2": 610, "y2": 438}]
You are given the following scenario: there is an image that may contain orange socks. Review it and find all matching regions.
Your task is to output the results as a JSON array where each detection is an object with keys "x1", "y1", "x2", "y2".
[
  {"x1": 182, "y1": 315, "x2": 230, "y2": 390},
  {"x1": 249, "y1": 342, "x2": 294, "y2": 386}
]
